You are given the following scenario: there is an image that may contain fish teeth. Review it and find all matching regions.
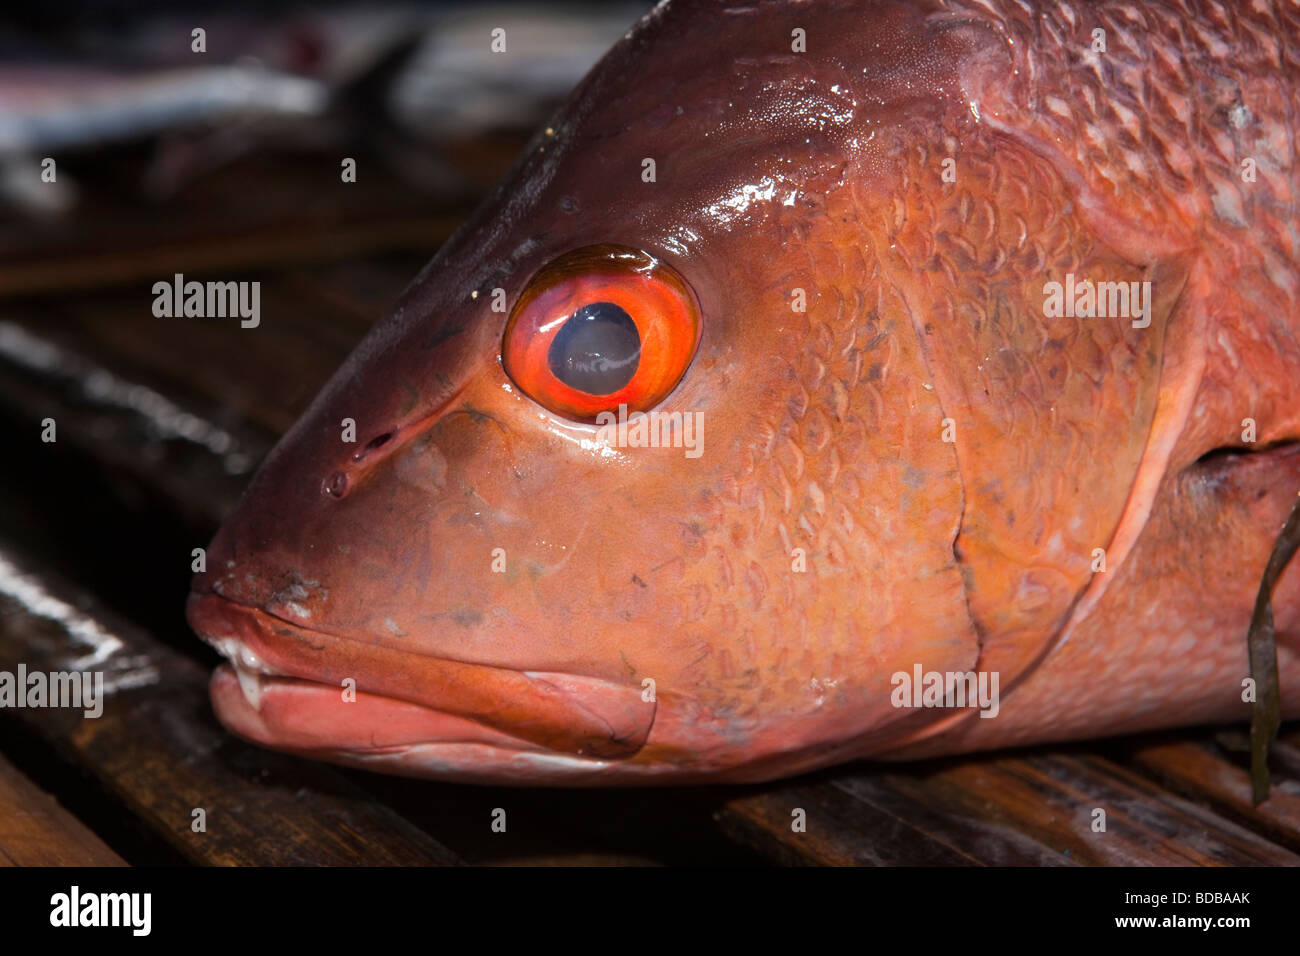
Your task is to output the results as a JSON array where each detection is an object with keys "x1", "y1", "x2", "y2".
[
  {"x1": 206, "y1": 637, "x2": 275, "y2": 674},
  {"x1": 204, "y1": 637, "x2": 278, "y2": 711},
  {"x1": 234, "y1": 666, "x2": 263, "y2": 712}
]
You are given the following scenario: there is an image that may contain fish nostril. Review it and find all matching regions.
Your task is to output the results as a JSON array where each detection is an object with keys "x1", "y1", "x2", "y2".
[
  {"x1": 327, "y1": 432, "x2": 397, "y2": 499},
  {"x1": 352, "y1": 432, "x2": 393, "y2": 462},
  {"x1": 323, "y1": 471, "x2": 349, "y2": 498}
]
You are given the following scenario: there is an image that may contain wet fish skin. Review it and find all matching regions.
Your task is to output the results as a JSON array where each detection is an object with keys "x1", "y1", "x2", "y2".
[{"x1": 188, "y1": 0, "x2": 1300, "y2": 784}]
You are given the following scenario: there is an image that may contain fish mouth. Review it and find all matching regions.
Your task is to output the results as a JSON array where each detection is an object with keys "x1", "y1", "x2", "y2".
[{"x1": 186, "y1": 593, "x2": 657, "y2": 781}]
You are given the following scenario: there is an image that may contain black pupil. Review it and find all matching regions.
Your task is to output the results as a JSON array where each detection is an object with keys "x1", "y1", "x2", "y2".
[{"x1": 547, "y1": 302, "x2": 641, "y2": 395}]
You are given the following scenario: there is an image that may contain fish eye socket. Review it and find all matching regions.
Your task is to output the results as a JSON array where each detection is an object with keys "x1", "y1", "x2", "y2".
[{"x1": 501, "y1": 244, "x2": 700, "y2": 422}]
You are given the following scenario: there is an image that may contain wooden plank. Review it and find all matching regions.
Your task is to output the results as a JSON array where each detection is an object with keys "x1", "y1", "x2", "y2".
[
  {"x1": 0, "y1": 317, "x2": 270, "y2": 527},
  {"x1": 911, "y1": 751, "x2": 1299, "y2": 866},
  {"x1": 719, "y1": 768, "x2": 1069, "y2": 867},
  {"x1": 717, "y1": 745, "x2": 1300, "y2": 867},
  {"x1": 13, "y1": 278, "x2": 367, "y2": 440},
  {"x1": 0, "y1": 256, "x2": 421, "y2": 522},
  {"x1": 0, "y1": 258, "x2": 421, "y2": 460},
  {"x1": 0, "y1": 752, "x2": 126, "y2": 867},
  {"x1": 1120, "y1": 729, "x2": 1300, "y2": 855},
  {"x1": 0, "y1": 216, "x2": 458, "y2": 300},
  {"x1": 716, "y1": 777, "x2": 983, "y2": 866},
  {"x1": 0, "y1": 541, "x2": 461, "y2": 866},
  {"x1": 0, "y1": 146, "x2": 486, "y2": 299},
  {"x1": 348, "y1": 775, "x2": 765, "y2": 866}
]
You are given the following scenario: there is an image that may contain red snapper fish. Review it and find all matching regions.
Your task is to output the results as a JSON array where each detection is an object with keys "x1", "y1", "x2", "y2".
[{"x1": 187, "y1": 0, "x2": 1300, "y2": 785}]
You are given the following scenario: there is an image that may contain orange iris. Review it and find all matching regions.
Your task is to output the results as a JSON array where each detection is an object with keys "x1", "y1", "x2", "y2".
[{"x1": 501, "y1": 245, "x2": 701, "y2": 422}]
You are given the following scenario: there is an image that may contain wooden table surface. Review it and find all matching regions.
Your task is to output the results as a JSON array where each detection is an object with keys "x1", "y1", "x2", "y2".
[{"x1": 0, "y1": 139, "x2": 1297, "y2": 867}]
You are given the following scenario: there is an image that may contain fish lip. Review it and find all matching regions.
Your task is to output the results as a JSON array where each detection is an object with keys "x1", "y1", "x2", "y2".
[
  {"x1": 209, "y1": 664, "x2": 626, "y2": 784},
  {"x1": 186, "y1": 591, "x2": 657, "y2": 761}
]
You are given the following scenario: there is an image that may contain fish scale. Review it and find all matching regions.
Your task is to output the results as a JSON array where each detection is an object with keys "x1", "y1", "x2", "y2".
[{"x1": 875, "y1": 125, "x2": 1174, "y2": 693}]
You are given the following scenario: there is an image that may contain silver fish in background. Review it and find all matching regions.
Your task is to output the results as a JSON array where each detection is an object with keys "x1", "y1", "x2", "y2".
[{"x1": 0, "y1": 2, "x2": 648, "y2": 213}]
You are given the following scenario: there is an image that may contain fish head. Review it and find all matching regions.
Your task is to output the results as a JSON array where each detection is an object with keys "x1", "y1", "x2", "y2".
[{"x1": 187, "y1": 0, "x2": 998, "y2": 784}]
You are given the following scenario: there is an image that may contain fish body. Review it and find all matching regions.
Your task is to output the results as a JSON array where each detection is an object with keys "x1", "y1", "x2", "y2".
[{"x1": 188, "y1": 0, "x2": 1300, "y2": 784}]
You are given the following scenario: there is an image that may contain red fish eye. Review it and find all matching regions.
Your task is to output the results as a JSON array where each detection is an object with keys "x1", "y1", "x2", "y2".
[{"x1": 501, "y1": 245, "x2": 701, "y2": 422}]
